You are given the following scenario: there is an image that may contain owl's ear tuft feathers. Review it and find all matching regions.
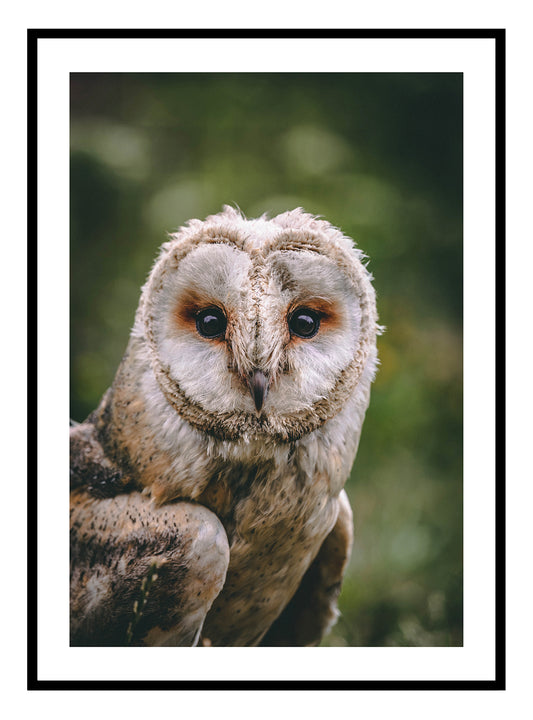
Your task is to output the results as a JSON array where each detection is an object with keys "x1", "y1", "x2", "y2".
[
  {"x1": 220, "y1": 203, "x2": 246, "y2": 219},
  {"x1": 165, "y1": 205, "x2": 245, "y2": 246},
  {"x1": 271, "y1": 208, "x2": 365, "y2": 259},
  {"x1": 166, "y1": 206, "x2": 363, "y2": 257}
]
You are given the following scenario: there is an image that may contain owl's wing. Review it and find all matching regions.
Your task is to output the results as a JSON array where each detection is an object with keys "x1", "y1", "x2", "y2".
[
  {"x1": 259, "y1": 489, "x2": 354, "y2": 647},
  {"x1": 70, "y1": 420, "x2": 131, "y2": 497},
  {"x1": 70, "y1": 488, "x2": 230, "y2": 646}
]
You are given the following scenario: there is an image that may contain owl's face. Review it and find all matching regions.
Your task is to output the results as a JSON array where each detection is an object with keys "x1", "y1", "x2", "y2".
[{"x1": 141, "y1": 207, "x2": 377, "y2": 442}]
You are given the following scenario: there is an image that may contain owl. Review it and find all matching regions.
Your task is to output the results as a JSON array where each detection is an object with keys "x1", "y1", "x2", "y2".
[{"x1": 70, "y1": 206, "x2": 379, "y2": 647}]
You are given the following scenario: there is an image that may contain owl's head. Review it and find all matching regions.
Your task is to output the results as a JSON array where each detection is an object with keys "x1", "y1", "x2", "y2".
[{"x1": 139, "y1": 206, "x2": 379, "y2": 442}]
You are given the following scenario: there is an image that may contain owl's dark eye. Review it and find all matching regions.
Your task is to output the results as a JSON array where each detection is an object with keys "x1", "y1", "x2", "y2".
[
  {"x1": 196, "y1": 308, "x2": 227, "y2": 339},
  {"x1": 288, "y1": 308, "x2": 320, "y2": 339}
]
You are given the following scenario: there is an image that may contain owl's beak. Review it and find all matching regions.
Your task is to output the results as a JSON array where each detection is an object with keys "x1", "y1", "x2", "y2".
[{"x1": 248, "y1": 370, "x2": 269, "y2": 414}]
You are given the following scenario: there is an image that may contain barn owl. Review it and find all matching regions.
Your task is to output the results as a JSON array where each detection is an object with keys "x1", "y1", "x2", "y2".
[{"x1": 70, "y1": 206, "x2": 379, "y2": 647}]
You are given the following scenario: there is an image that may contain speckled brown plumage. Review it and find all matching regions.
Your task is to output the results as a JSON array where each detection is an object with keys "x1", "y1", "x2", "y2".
[
  {"x1": 70, "y1": 206, "x2": 380, "y2": 646},
  {"x1": 70, "y1": 489, "x2": 229, "y2": 646}
]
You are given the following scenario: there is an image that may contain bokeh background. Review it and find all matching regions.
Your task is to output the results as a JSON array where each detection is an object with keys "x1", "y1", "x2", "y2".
[{"x1": 70, "y1": 72, "x2": 463, "y2": 647}]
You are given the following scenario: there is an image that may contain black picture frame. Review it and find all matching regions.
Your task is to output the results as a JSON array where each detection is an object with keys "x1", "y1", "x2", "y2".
[{"x1": 28, "y1": 28, "x2": 505, "y2": 690}]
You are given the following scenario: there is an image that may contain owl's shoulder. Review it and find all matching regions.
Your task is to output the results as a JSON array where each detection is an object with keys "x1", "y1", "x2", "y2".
[{"x1": 70, "y1": 419, "x2": 132, "y2": 497}]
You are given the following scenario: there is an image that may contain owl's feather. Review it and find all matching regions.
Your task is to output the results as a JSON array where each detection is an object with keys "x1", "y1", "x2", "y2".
[
  {"x1": 70, "y1": 416, "x2": 128, "y2": 497},
  {"x1": 70, "y1": 206, "x2": 379, "y2": 646},
  {"x1": 260, "y1": 489, "x2": 353, "y2": 646}
]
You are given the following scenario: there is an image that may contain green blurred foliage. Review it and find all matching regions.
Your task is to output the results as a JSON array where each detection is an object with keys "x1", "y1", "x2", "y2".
[{"x1": 70, "y1": 73, "x2": 462, "y2": 647}]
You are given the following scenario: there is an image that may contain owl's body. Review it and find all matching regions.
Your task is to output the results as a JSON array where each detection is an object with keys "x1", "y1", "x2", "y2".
[{"x1": 70, "y1": 207, "x2": 379, "y2": 646}]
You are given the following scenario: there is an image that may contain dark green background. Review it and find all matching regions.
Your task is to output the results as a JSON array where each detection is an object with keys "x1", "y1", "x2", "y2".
[{"x1": 70, "y1": 73, "x2": 463, "y2": 646}]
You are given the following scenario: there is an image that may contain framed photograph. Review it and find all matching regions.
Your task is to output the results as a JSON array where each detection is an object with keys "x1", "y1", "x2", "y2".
[{"x1": 29, "y1": 29, "x2": 504, "y2": 689}]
